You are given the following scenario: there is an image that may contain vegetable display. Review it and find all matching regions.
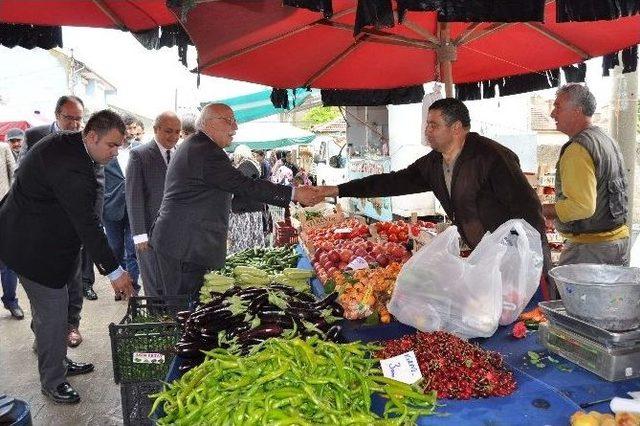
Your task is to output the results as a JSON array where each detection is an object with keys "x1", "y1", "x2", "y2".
[
  {"x1": 218, "y1": 246, "x2": 300, "y2": 276},
  {"x1": 175, "y1": 285, "x2": 344, "y2": 373},
  {"x1": 200, "y1": 267, "x2": 313, "y2": 303},
  {"x1": 377, "y1": 331, "x2": 517, "y2": 399},
  {"x1": 153, "y1": 337, "x2": 437, "y2": 425}
]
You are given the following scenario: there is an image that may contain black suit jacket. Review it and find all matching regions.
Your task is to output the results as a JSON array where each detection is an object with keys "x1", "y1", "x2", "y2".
[
  {"x1": 150, "y1": 131, "x2": 292, "y2": 269},
  {"x1": 0, "y1": 131, "x2": 119, "y2": 287}
]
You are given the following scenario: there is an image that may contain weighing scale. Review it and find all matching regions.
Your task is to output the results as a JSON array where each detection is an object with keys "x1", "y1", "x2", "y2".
[{"x1": 539, "y1": 300, "x2": 640, "y2": 382}]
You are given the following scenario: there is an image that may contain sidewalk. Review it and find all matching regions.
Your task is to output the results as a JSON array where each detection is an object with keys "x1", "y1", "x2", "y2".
[{"x1": 0, "y1": 273, "x2": 128, "y2": 425}]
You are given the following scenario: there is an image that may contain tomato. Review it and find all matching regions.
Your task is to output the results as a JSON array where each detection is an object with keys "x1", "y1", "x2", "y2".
[
  {"x1": 338, "y1": 261, "x2": 348, "y2": 270},
  {"x1": 354, "y1": 247, "x2": 368, "y2": 258},
  {"x1": 321, "y1": 241, "x2": 333, "y2": 252},
  {"x1": 398, "y1": 231, "x2": 408, "y2": 242},
  {"x1": 327, "y1": 250, "x2": 341, "y2": 263},
  {"x1": 322, "y1": 260, "x2": 334, "y2": 271},
  {"x1": 318, "y1": 253, "x2": 329, "y2": 265},
  {"x1": 388, "y1": 234, "x2": 398, "y2": 242},
  {"x1": 375, "y1": 254, "x2": 389, "y2": 267},
  {"x1": 339, "y1": 249, "x2": 353, "y2": 263},
  {"x1": 392, "y1": 246, "x2": 406, "y2": 259}
]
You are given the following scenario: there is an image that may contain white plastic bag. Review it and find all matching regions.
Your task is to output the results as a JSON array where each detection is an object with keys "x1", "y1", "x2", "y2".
[
  {"x1": 388, "y1": 225, "x2": 505, "y2": 338},
  {"x1": 491, "y1": 220, "x2": 544, "y2": 325},
  {"x1": 388, "y1": 220, "x2": 543, "y2": 338}
]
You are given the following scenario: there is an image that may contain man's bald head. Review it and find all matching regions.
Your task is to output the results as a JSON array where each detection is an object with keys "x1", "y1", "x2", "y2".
[
  {"x1": 197, "y1": 103, "x2": 238, "y2": 149},
  {"x1": 154, "y1": 111, "x2": 181, "y2": 149}
]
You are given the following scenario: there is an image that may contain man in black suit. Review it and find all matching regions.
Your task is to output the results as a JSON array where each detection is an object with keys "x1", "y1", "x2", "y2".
[
  {"x1": 18, "y1": 95, "x2": 96, "y2": 347},
  {"x1": 0, "y1": 110, "x2": 134, "y2": 403},
  {"x1": 150, "y1": 103, "x2": 319, "y2": 299}
]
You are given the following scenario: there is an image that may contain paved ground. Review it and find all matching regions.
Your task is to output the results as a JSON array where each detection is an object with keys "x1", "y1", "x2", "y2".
[{"x1": 0, "y1": 273, "x2": 128, "y2": 425}]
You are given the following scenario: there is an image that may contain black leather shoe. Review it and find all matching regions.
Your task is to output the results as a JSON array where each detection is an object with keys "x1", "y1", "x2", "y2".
[
  {"x1": 41, "y1": 382, "x2": 80, "y2": 404},
  {"x1": 83, "y1": 287, "x2": 98, "y2": 300},
  {"x1": 6, "y1": 305, "x2": 24, "y2": 320},
  {"x1": 64, "y1": 358, "x2": 94, "y2": 376}
]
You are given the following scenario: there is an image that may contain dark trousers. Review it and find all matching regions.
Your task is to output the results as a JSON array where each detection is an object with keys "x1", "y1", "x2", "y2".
[
  {"x1": 155, "y1": 249, "x2": 206, "y2": 302},
  {"x1": 21, "y1": 275, "x2": 68, "y2": 390},
  {"x1": 0, "y1": 260, "x2": 18, "y2": 309},
  {"x1": 80, "y1": 246, "x2": 95, "y2": 288},
  {"x1": 103, "y1": 215, "x2": 140, "y2": 293}
]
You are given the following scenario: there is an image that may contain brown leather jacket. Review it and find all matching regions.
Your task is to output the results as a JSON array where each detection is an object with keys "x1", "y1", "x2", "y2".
[{"x1": 339, "y1": 132, "x2": 547, "y2": 252}]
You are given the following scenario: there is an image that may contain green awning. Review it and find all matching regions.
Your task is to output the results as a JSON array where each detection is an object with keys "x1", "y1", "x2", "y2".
[
  {"x1": 225, "y1": 121, "x2": 316, "y2": 152},
  {"x1": 208, "y1": 88, "x2": 311, "y2": 124}
]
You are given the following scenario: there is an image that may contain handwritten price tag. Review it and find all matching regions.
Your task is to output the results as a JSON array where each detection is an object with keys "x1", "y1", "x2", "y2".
[
  {"x1": 346, "y1": 256, "x2": 369, "y2": 270},
  {"x1": 380, "y1": 351, "x2": 422, "y2": 384},
  {"x1": 334, "y1": 227, "x2": 352, "y2": 234}
]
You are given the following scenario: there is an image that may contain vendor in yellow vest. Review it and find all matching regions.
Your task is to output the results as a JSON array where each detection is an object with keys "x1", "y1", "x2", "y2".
[{"x1": 543, "y1": 83, "x2": 629, "y2": 266}]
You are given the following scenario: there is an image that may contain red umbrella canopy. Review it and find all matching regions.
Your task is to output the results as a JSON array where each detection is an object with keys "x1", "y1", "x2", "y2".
[
  {"x1": 179, "y1": 1, "x2": 640, "y2": 90},
  {"x1": 0, "y1": 0, "x2": 176, "y2": 31}
]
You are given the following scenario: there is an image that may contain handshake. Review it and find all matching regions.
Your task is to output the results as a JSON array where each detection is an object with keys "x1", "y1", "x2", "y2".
[{"x1": 293, "y1": 185, "x2": 339, "y2": 207}]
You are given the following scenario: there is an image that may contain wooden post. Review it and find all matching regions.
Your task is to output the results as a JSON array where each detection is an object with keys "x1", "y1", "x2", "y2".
[{"x1": 438, "y1": 23, "x2": 454, "y2": 97}]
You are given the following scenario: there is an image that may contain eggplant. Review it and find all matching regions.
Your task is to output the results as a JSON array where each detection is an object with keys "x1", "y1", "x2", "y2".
[
  {"x1": 223, "y1": 286, "x2": 243, "y2": 297},
  {"x1": 257, "y1": 313, "x2": 295, "y2": 328},
  {"x1": 331, "y1": 304, "x2": 345, "y2": 318},
  {"x1": 247, "y1": 293, "x2": 270, "y2": 314},
  {"x1": 225, "y1": 322, "x2": 253, "y2": 339},
  {"x1": 313, "y1": 292, "x2": 339, "y2": 309},
  {"x1": 285, "y1": 306, "x2": 321, "y2": 321},
  {"x1": 269, "y1": 284, "x2": 296, "y2": 292},
  {"x1": 176, "y1": 310, "x2": 192, "y2": 324},
  {"x1": 284, "y1": 299, "x2": 313, "y2": 310},
  {"x1": 289, "y1": 292, "x2": 316, "y2": 303},
  {"x1": 326, "y1": 324, "x2": 342, "y2": 341},
  {"x1": 237, "y1": 287, "x2": 268, "y2": 298},
  {"x1": 237, "y1": 324, "x2": 284, "y2": 342}
]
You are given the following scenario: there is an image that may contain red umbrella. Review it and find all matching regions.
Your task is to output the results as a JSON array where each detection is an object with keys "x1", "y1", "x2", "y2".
[
  {"x1": 0, "y1": 0, "x2": 175, "y2": 31},
  {"x1": 178, "y1": 1, "x2": 640, "y2": 96}
]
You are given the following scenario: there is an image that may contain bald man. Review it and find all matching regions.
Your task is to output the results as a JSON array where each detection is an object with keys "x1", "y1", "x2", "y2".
[
  {"x1": 126, "y1": 112, "x2": 181, "y2": 297},
  {"x1": 150, "y1": 104, "x2": 319, "y2": 299}
]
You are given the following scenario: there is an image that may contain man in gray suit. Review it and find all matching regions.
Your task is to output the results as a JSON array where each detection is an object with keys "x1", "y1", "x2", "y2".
[
  {"x1": 150, "y1": 103, "x2": 319, "y2": 299},
  {"x1": 126, "y1": 112, "x2": 180, "y2": 297}
]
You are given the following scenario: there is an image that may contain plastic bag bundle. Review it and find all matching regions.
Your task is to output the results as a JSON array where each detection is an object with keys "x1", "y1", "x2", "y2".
[{"x1": 388, "y1": 219, "x2": 543, "y2": 338}]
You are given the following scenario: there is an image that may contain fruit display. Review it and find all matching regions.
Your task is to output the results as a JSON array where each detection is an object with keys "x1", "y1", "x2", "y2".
[
  {"x1": 330, "y1": 262, "x2": 402, "y2": 322},
  {"x1": 373, "y1": 219, "x2": 436, "y2": 244},
  {"x1": 377, "y1": 331, "x2": 518, "y2": 399},
  {"x1": 312, "y1": 239, "x2": 409, "y2": 283}
]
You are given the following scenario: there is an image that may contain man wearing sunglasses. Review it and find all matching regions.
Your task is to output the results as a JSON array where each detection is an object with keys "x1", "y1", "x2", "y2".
[{"x1": 17, "y1": 95, "x2": 97, "y2": 349}]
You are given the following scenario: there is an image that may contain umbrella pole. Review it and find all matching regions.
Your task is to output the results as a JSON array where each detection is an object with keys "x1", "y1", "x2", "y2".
[{"x1": 437, "y1": 23, "x2": 454, "y2": 97}]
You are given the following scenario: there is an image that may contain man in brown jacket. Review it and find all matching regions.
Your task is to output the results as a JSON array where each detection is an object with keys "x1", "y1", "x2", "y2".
[{"x1": 318, "y1": 98, "x2": 549, "y2": 265}]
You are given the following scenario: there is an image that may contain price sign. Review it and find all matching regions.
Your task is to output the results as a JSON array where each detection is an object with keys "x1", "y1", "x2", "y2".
[
  {"x1": 132, "y1": 352, "x2": 165, "y2": 364},
  {"x1": 346, "y1": 257, "x2": 369, "y2": 270},
  {"x1": 380, "y1": 351, "x2": 423, "y2": 384}
]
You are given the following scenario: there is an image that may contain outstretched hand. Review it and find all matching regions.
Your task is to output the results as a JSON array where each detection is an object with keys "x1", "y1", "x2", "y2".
[{"x1": 293, "y1": 186, "x2": 339, "y2": 206}]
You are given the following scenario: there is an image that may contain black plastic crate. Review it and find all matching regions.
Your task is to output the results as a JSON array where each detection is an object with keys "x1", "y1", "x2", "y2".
[
  {"x1": 109, "y1": 296, "x2": 189, "y2": 384},
  {"x1": 120, "y1": 380, "x2": 163, "y2": 426}
]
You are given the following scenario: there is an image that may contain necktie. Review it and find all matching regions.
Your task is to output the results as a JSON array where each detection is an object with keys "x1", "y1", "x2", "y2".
[{"x1": 166, "y1": 149, "x2": 171, "y2": 164}]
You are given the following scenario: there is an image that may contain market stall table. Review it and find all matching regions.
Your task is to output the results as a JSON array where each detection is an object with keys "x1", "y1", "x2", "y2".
[
  {"x1": 299, "y1": 245, "x2": 640, "y2": 423},
  {"x1": 161, "y1": 245, "x2": 639, "y2": 424}
]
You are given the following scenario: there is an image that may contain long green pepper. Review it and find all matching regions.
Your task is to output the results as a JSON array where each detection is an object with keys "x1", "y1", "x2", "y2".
[{"x1": 152, "y1": 337, "x2": 437, "y2": 425}]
